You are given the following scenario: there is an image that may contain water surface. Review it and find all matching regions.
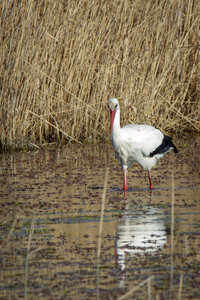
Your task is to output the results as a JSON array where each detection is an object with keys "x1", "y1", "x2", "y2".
[{"x1": 0, "y1": 136, "x2": 200, "y2": 299}]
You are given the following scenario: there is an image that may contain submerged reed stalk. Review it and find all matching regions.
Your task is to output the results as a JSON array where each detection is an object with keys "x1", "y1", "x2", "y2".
[
  {"x1": 96, "y1": 167, "x2": 108, "y2": 300},
  {"x1": 118, "y1": 275, "x2": 154, "y2": 300},
  {"x1": 178, "y1": 273, "x2": 183, "y2": 300},
  {"x1": 6, "y1": 216, "x2": 18, "y2": 245},
  {"x1": 1, "y1": 0, "x2": 199, "y2": 150},
  {"x1": 24, "y1": 213, "x2": 35, "y2": 300},
  {"x1": 170, "y1": 173, "x2": 175, "y2": 296}
]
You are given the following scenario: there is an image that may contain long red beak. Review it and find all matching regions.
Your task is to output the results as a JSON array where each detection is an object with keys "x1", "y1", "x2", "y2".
[{"x1": 110, "y1": 110, "x2": 116, "y2": 136}]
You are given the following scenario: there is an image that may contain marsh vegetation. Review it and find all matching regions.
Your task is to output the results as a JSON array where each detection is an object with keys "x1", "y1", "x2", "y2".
[{"x1": 1, "y1": 0, "x2": 200, "y2": 150}]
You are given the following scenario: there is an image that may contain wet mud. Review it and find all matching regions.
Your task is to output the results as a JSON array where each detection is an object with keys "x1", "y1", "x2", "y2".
[{"x1": 0, "y1": 136, "x2": 200, "y2": 299}]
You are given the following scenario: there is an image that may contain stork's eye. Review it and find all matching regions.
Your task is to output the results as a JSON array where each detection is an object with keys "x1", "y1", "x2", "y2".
[{"x1": 115, "y1": 104, "x2": 118, "y2": 109}]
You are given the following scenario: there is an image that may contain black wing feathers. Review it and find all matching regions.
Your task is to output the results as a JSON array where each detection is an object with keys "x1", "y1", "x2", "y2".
[{"x1": 150, "y1": 135, "x2": 178, "y2": 157}]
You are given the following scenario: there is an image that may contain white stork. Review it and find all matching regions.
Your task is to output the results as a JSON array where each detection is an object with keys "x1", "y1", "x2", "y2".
[{"x1": 108, "y1": 98, "x2": 178, "y2": 191}]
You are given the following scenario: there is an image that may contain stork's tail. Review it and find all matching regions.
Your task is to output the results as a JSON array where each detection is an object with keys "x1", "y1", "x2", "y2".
[{"x1": 150, "y1": 135, "x2": 178, "y2": 157}]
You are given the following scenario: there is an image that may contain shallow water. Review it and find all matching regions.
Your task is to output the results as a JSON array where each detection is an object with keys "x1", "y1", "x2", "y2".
[{"x1": 0, "y1": 136, "x2": 200, "y2": 299}]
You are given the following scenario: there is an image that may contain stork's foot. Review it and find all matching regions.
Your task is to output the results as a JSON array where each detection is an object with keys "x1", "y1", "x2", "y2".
[{"x1": 123, "y1": 185, "x2": 128, "y2": 191}]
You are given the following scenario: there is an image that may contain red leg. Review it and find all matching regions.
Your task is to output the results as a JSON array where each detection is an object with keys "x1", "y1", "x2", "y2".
[
  {"x1": 123, "y1": 166, "x2": 128, "y2": 191},
  {"x1": 148, "y1": 170, "x2": 153, "y2": 189}
]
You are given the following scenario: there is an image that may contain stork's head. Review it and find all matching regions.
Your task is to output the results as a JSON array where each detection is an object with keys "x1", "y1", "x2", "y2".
[{"x1": 108, "y1": 98, "x2": 119, "y2": 135}]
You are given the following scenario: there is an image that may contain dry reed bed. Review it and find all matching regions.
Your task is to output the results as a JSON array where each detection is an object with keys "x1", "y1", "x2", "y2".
[{"x1": 1, "y1": 0, "x2": 200, "y2": 150}]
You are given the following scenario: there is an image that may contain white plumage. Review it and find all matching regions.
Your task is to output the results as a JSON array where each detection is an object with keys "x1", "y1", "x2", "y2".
[{"x1": 108, "y1": 98, "x2": 178, "y2": 191}]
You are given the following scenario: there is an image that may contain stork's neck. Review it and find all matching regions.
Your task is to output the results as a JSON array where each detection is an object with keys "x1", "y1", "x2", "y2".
[{"x1": 113, "y1": 108, "x2": 120, "y2": 133}]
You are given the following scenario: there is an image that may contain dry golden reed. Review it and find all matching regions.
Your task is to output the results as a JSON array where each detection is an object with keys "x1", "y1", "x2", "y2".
[{"x1": 1, "y1": 0, "x2": 199, "y2": 150}]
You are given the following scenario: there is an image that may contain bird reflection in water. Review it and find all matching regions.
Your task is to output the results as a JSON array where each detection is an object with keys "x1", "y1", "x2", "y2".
[{"x1": 115, "y1": 206, "x2": 167, "y2": 271}]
